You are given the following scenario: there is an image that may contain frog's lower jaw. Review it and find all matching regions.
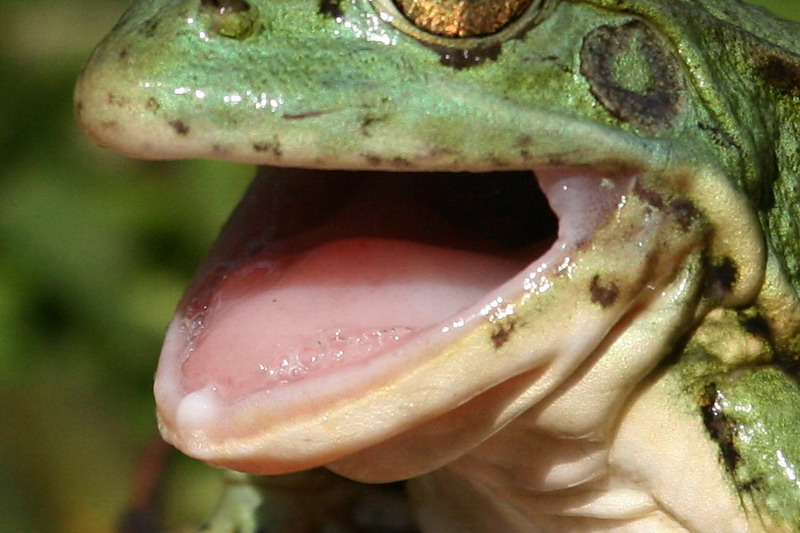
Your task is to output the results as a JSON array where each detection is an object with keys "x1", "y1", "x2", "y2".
[
  {"x1": 409, "y1": 367, "x2": 772, "y2": 533},
  {"x1": 154, "y1": 154, "x2": 747, "y2": 478}
]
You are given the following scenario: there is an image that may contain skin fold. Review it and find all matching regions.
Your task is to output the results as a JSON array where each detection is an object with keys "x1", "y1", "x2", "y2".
[{"x1": 75, "y1": 0, "x2": 800, "y2": 531}]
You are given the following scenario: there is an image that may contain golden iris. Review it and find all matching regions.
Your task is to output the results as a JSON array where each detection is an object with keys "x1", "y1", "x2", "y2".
[{"x1": 394, "y1": 0, "x2": 534, "y2": 38}]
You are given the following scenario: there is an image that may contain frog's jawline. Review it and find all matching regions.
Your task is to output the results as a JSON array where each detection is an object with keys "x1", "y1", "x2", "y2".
[{"x1": 154, "y1": 164, "x2": 632, "y2": 469}]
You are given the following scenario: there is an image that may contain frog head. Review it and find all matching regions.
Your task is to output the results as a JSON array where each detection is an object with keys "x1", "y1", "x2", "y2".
[{"x1": 76, "y1": 0, "x2": 800, "y2": 529}]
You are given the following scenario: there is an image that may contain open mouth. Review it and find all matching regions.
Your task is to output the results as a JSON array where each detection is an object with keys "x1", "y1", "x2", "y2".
[
  {"x1": 176, "y1": 168, "x2": 561, "y2": 401},
  {"x1": 150, "y1": 161, "x2": 675, "y2": 474}
]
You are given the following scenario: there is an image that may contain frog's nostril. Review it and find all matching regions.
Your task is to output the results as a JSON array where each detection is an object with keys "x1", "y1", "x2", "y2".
[{"x1": 200, "y1": 0, "x2": 251, "y2": 15}]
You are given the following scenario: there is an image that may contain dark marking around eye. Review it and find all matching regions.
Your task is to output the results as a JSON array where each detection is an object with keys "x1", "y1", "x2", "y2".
[
  {"x1": 168, "y1": 120, "x2": 190, "y2": 136},
  {"x1": 580, "y1": 20, "x2": 684, "y2": 130},
  {"x1": 700, "y1": 384, "x2": 740, "y2": 473},
  {"x1": 319, "y1": 0, "x2": 344, "y2": 19},
  {"x1": 589, "y1": 275, "x2": 619, "y2": 308}
]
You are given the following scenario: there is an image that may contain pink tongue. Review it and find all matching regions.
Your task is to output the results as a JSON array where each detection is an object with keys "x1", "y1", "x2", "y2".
[{"x1": 180, "y1": 237, "x2": 523, "y2": 403}]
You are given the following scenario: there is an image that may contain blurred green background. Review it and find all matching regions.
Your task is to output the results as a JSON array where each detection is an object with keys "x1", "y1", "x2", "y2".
[{"x1": 0, "y1": 1, "x2": 798, "y2": 532}]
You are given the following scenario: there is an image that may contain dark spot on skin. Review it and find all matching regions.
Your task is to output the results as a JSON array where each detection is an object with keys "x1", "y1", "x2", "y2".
[
  {"x1": 589, "y1": 275, "x2": 619, "y2": 308},
  {"x1": 360, "y1": 114, "x2": 387, "y2": 136},
  {"x1": 101, "y1": 121, "x2": 119, "y2": 130},
  {"x1": 364, "y1": 154, "x2": 383, "y2": 166},
  {"x1": 145, "y1": 97, "x2": 161, "y2": 112},
  {"x1": 107, "y1": 93, "x2": 128, "y2": 107},
  {"x1": 697, "y1": 122, "x2": 737, "y2": 149},
  {"x1": 212, "y1": 144, "x2": 230, "y2": 155},
  {"x1": 141, "y1": 17, "x2": 160, "y2": 38},
  {"x1": 758, "y1": 52, "x2": 800, "y2": 95},
  {"x1": 391, "y1": 157, "x2": 413, "y2": 168},
  {"x1": 580, "y1": 20, "x2": 684, "y2": 130},
  {"x1": 319, "y1": 0, "x2": 344, "y2": 19},
  {"x1": 740, "y1": 314, "x2": 771, "y2": 340},
  {"x1": 738, "y1": 477, "x2": 764, "y2": 494},
  {"x1": 282, "y1": 110, "x2": 333, "y2": 120},
  {"x1": 118, "y1": 47, "x2": 130, "y2": 61},
  {"x1": 491, "y1": 319, "x2": 516, "y2": 349},
  {"x1": 436, "y1": 43, "x2": 502, "y2": 70},
  {"x1": 541, "y1": 56, "x2": 574, "y2": 74},
  {"x1": 704, "y1": 257, "x2": 738, "y2": 299},
  {"x1": 632, "y1": 180, "x2": 665, "y2": 208},
  {"x1": 516, "y1": 136, "x2": 534, "y2": 160},
  {"x1": 700, "y1": 384, "x2": 740, "y2": 473},
  {"x1": 427, "y1": 147, "x2": 458, "y2": 159},
  {"x1": 668, "y1": 198, "x2": 699, "y2": 232},
  {"x1": 252, "y1": 141, "x2": 282, "y2": 157},
  {"x1": 168, "y1": 120, "x2": 190, "y2": 136},
  {"x1": 75, "y1": 101, "x2": 83, "y2": 113}
]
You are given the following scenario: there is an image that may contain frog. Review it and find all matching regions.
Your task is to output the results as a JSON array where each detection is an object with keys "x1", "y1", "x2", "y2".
[{"x1": 75, "y1": 0, "x2": 800, "y2": 531}]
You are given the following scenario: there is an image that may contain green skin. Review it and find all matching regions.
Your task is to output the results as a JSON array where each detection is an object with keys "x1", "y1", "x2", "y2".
[{"x1": 75, "y1": 0, "x2": 800, "y2": 531}]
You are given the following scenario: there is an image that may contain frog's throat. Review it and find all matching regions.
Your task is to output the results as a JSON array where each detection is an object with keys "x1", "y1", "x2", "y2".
[{"x1": 154, "y1": 157, "x2": 763, "y2": 477}]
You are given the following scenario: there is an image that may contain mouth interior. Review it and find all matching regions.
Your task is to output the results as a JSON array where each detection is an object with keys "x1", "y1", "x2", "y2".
[{"x1": 173, "y1": 167, "x2": 561, "y2": 404}]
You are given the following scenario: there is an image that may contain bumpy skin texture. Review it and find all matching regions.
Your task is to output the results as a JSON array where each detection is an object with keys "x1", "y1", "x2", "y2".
[{"x1": 75, "y1": 1, "x2": 800, "y2": 531}]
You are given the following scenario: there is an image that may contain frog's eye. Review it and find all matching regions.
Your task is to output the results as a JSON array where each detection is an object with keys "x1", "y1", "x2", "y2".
[
  {"x1": 394, "y1": 0, "x2": 534, "y2": 38},
  {"x1": 199, "y1": 0, "x2": 258, "y2": 39},
  {"x1": 372, "y1": 0, "x2": 544, "y2": 46}
]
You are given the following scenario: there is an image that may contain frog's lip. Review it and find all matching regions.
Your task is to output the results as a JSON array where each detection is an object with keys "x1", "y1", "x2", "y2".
[{"x1": 153, "y1": 158, "x2": 684, "y2": 477}]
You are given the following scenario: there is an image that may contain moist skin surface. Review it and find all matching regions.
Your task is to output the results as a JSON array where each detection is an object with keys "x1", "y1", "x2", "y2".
[{"x1": 74, "y1": 0, "x2": 800, "y2": 530}]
